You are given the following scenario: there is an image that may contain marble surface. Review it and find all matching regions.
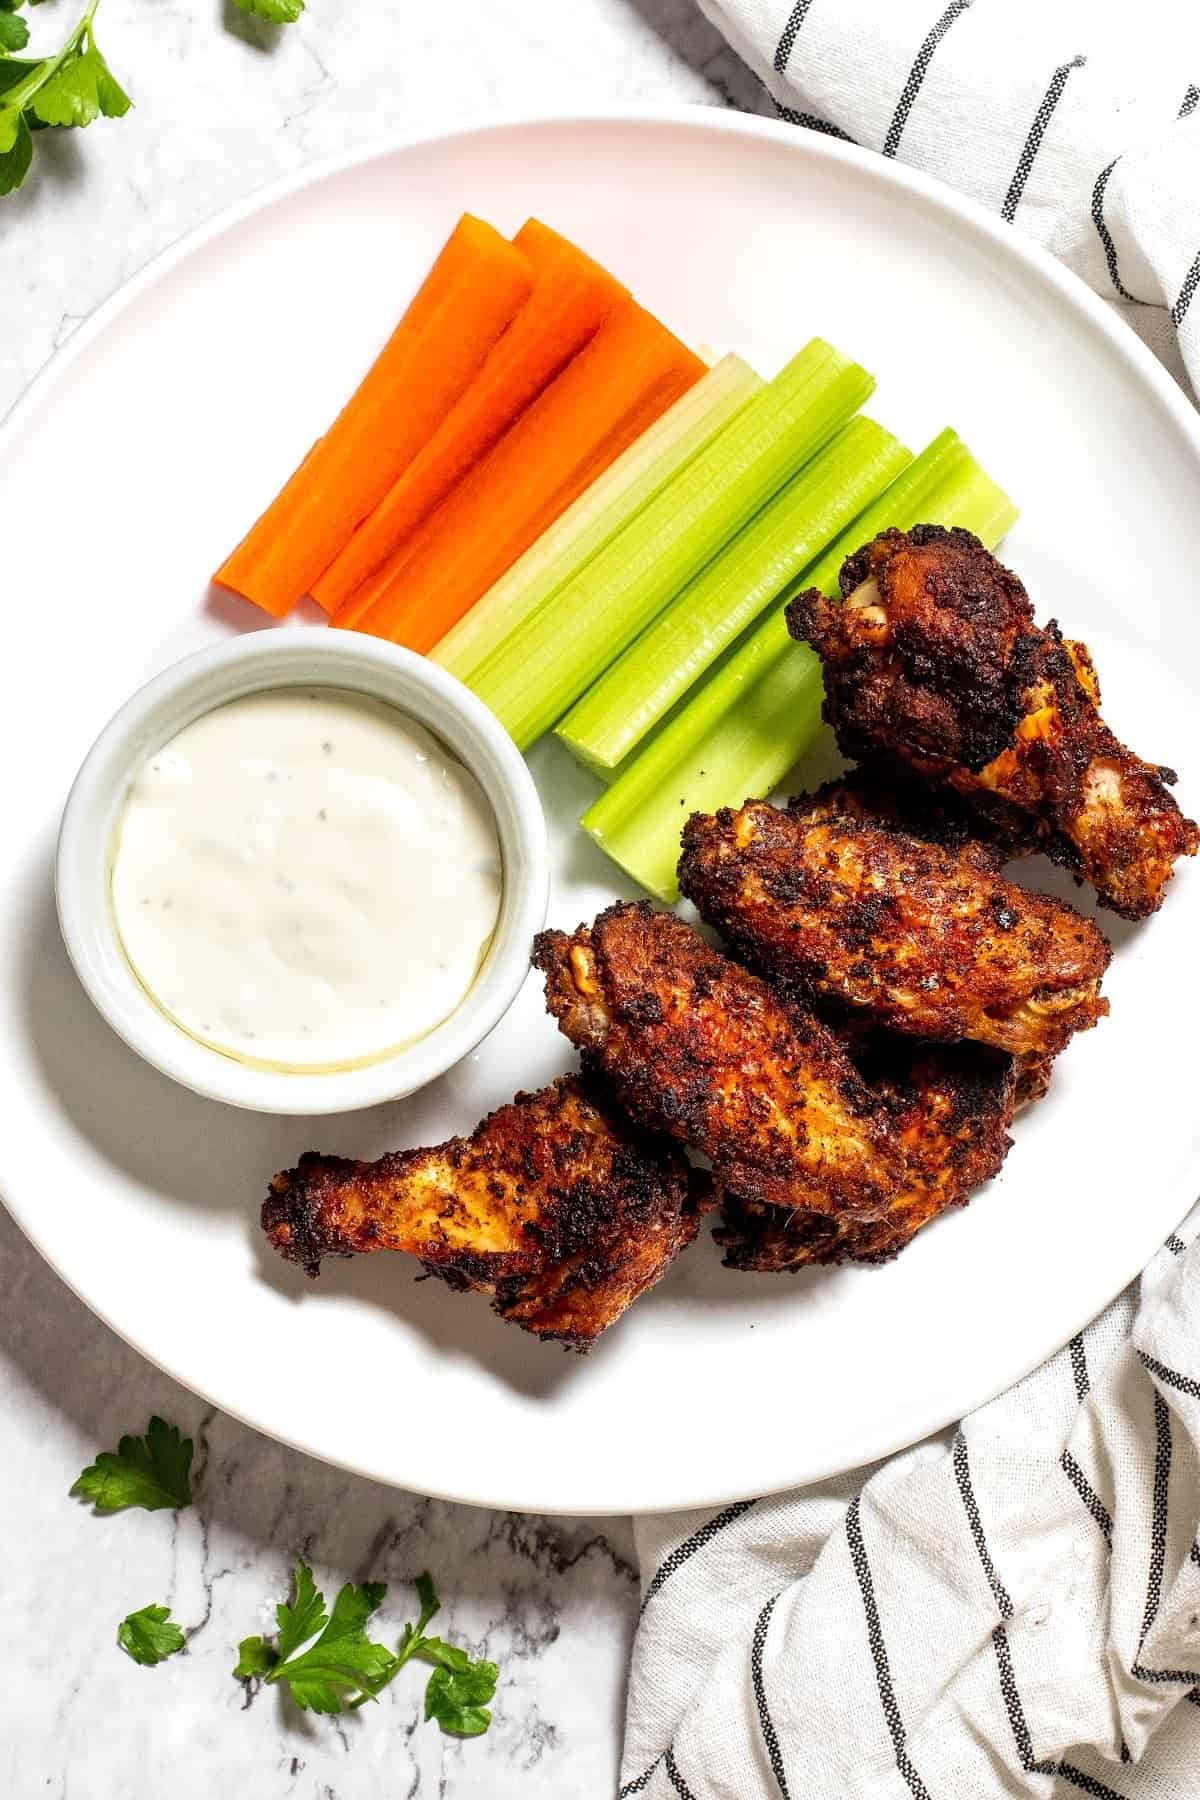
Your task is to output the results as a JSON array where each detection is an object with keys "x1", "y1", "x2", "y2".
[{"x1": 0, "y1": 4, "x2": 765, "y2": 1794}]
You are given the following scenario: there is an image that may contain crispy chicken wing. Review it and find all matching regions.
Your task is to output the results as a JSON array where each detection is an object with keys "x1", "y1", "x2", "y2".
[
  {"x1": 533, "y1": 901, "x2": 906, "y2": 1219},
  {"x1": 678, "y1": 798, "x2": 1110, "y2": 1057},
  {"x1": 786, "y1": 526, "x2": 1198, "y2": 917},
  {"x1": 262, "y1": 1075, "x2": 703, "y2": 1349},
  {"x1": 716, "y1": 1037, "x2": 1017, "y2": 1271}
]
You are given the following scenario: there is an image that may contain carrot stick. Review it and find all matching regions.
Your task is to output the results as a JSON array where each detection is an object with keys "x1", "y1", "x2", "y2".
[
  {"x1": 335, "y1": 299, "x2": 706, "y2": 654},
  {"x1": 311, "y1": 221, "x2": 629, "y2": 615},
  {"x1": 213, "y1": 215, "x2": 535, "y2": 618}
]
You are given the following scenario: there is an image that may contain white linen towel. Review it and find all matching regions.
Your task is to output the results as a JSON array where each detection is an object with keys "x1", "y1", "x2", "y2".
[{"x1": 623, "y1": 7, "x2": 1200, "y2": 1792}]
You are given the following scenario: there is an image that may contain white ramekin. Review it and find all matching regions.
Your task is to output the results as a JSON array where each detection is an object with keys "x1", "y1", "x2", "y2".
[{"x1": 55, "y1": 632, "x2": 549, "y2": 1114}]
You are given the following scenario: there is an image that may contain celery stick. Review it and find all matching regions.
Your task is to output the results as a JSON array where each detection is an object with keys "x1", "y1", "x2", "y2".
[
  {"x1": 469, "y1": 340, "x2": 874, "y2": 749},
  {"x1": 582, "y1": 431, "x2": 1018, "y2": 901},
  {"x1": 432, "y1": 355, "x2": 763, "y2": 682},
  {"x1": 556, "y1": 415, "x2": 909, "y2": 774}
]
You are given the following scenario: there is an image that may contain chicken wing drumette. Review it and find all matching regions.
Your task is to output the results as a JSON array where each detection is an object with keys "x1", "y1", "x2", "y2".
[
  {"x1": 678, "y1": 798, "x2": 1110, "y2": 1057},
  {"x1": 785, "y1": 526, "x2": 1198, "y2": 918},
  {"x1": 533, "y1": 901, "x2": 906, "y2": 1220},
  {"x1": 262, "y1": 1075, "x2": 703, "y2": 1349},
  {"x1": 716, "y1": 1037, "x2": 1017, "y2": 1271}
]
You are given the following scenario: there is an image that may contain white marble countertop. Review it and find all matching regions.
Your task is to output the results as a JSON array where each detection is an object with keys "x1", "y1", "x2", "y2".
[{"x1": 0, "y1": 4, "x2": 765, "y2": 1794}]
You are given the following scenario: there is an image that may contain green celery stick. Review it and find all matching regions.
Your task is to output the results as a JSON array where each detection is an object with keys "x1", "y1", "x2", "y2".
[
  {"x1": 432, "y1": 355, "x2": 763, "y2": 682},
  {"x1": 556, "y1": 414, "x2": 910, "y2": 774},
  {"x1": 468, "y1": 340, "x2": 874, "y2": 749},
  {"x1": 581, "y1": 431, "x2": 1018, "y2": 901}
]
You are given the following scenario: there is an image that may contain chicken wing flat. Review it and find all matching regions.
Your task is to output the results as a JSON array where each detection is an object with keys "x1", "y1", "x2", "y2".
[
  {"x1": 786, "y1": 526, "x2": 1198, "y2": 918},
  {"x1": 678, "y1": 798, "x2": 1110, "y2": 1057},
  {"x1": 533, "y1": 901, "x2": 906, "y2": 1219},
  {"x1": 262, "y1": 1075, "x2": 703, "y2": 1349},
  {"x1": 716, "y1": 1038, "x2": 1017, "y2": 1271}
]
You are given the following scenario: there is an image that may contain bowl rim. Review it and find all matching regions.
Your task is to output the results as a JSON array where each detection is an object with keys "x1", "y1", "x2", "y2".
[{"x1": 55, "y1": 630, "x2": 550, "y2": 1114}]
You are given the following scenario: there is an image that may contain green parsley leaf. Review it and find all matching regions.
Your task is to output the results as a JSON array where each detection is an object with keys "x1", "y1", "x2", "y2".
[
  {"x1": 0, "y1": 1, "x2": 132, "y2": 201},
  {"x1": 423, "y1": 1654, "x2": 498, "y2": 1737},
  {"x1": 233, "y1": 1636, "x2": 278, "y2": 1680},
  {"x1": 0, "y1": 13, "x2": 30, "y2": 51},
  {"x1": 0, "y1": 110, "x2": 31, "y2": 192},
  {"x1": 233, "y1": 1563, "x2": 396, "y2": 1714},
  {"x1": 233, "y1": 0, "x2": 304, "y2": 21},
  {"x1": 273, "y1": 1558, "x2": 327, "y2": 1660},
  {"x1": 117, "y1": 1604, "x2": 186, "y2": 1667},
  {"x1": 71, "y1": 1415, "x2": 194, "y2": 1514},
  {"x1": 31, "y1": 36, "x2": 130, "y2": 129}
]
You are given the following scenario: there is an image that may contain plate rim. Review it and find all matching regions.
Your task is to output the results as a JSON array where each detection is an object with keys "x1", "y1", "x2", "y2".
[{"x1": 4, "y1": 103, "x2": 1198, "y2": 1515}]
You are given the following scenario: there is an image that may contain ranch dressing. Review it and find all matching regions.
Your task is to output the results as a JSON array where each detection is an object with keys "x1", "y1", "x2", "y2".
[{"x1": 110, "y1": 688, "x2": 502, "y2": 1071}]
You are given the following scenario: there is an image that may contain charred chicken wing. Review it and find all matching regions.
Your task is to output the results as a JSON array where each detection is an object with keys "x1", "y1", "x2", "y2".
[
  {"x1": 262, "y1": 1075, "x2": 703, "y2": 1349},
  {"x1": 716, "y1": 1037, "x2": 1017, "y2": 1271},
  {"x1": 678, "y1": 798, "x2": 1110, "y2": 1057},
  {"x1": 786, "y1": 526, "x2": 1198, "y2": 918},
  {"x1": 533, "y1": 901, "x2": 906, "y2": 1219}
]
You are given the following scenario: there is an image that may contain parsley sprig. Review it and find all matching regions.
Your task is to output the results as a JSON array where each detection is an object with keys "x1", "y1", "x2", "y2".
[
  {"x1": 118, "y1": 1604, "x2": 186, "y2": 1667},
  {"x1": 71, "y1": 1415, "x2": 194, "y2": 1513},
  {"x1": 0, "y1": 0, "x2": 306, "y2": 199},
  {"x1": 0, "y1": 0, "x2": 129, "y2": 197},
  {"x1": 236, "y1": 1566, "x2": 498, "y2": 1735}
]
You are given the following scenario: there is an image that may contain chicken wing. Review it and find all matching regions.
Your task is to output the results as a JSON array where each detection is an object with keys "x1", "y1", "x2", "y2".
[
  {"x1": 262, "y1": 1075, "x2": 703, "y2": 1349},
  {"x1": 678, "y1": 798, "x2": 1110, "y2": 1057},
  {"x1": 786, "y1": 526, "x2": 1198, "y2": 918},
  {"x1": 533, "y1": 901, "x2": 906, "y2": 1219},
  {"x1": 716, "y1": 1037, "x2": 1017, "y2": 1271}
]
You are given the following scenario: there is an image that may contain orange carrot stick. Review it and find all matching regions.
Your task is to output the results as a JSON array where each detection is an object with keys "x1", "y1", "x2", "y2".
[
  {"x1": 213, "y1": 215, "x2": 535, "y2": 618},
  {"x1": 311, "y1": 221, "x2": 628, "y2": 615},
  {"x1": 335, "y1": 299, "x2": 706, "y2": 654}
]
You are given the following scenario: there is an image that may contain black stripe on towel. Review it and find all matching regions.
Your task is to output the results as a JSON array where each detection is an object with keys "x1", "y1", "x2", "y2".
[
  {"x1": 639, "y1": 1499, "x2": 757, "y2": 1618},
  {"x1": 1166, "y1": 1234, "x2": 1188, "y2": 1255},
  {"x1": 750, "y1": 1592, "x2": 791, "y2": 1798},
  {"x1": 953, "y1": 1435, "x2": 1014, "y2": 1616},
  {"x1": 883, "y1": 1, "x2": 973, "y2": 158},
  {"x1": 619, "y1": 1756, "x2": 662, "y2": 1797},
  {"x1": 1126, "y1": 1391, "x2": 1200, "y2": 1684},
  {"x1": 1171, "y1": 251, "x2": 1200, "y2": 328},
  {"x1": 1139, "y1": 1350, "x2": 1200, "y2": 1402},
  {"x1": 664, "y1": 1747, "x2": 697, "y2": 1800},
  {"x1": 954, "y1": 1436, "x2": 1058, "y2": 1775},
  {"x1": 1002, "y1": 56, "x2": 1087, "y2": 222},
  {"x1": 1137, "y1": 1390, "x2": 1171, "y2": 1653},
  {"x1": 1091, "y1": 161, "x2": 1140, "y2": 303},
  {"x1": 1070, "y1": 1334, "x2": 1090, "y2": 1404},
  {"x1": 1056, "y1": 1765, "x2": 1132, "y2": 1800},
  {"x1": 774, "y1": 100, "x2": 855, "y2": 142},
  {"x1": 1060, "y1": 1450, "x2": 1114, "y2": 1545},
  {"x1": 1180, "y1": 85, "x2": 1200, "y2": 118},
  {"x1": 774, "y1": 0, "x2": 817, "y2": 73},
  {"x1": 1191, "y1": 1540, "x2": 1200, "y2": 1568},
  {"x1": 846, "y1": 1496, "x2": 932, "y2": 1800}
]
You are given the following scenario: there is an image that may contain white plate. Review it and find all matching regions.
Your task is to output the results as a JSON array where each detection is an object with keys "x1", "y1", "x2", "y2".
[{"x1": 4, "y1": 109, "x2": 1199, "y2": 1515}]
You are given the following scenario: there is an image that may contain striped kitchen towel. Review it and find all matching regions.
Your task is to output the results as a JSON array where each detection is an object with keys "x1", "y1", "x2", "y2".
[
  {"x1": 621, "y1": 1206, "x2": 1200, "y2": 1797},
  {"x1": 694, "y1": 0, "x2": 1200, "y2": 393}
]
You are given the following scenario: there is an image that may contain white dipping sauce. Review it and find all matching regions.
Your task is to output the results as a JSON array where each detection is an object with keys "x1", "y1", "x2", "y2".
[{"x1": 110, "y1": 688, "x2": 502, "y2": 1070}]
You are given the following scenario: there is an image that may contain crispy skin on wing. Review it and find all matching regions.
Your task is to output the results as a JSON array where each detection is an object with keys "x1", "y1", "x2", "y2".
[
  {"x1": 716, "y1": 1038, "x2": 1017, "y2": 1271},
  {"x1": 678, "y1": 799, "x2": 1110, "y2": 1057},
  {"x1": 262, "y1": 1076, "x2": 702, "y2": 1349},
  {"x1": 798, "y1": 772, "x2": 1042, "y2": 865},
  {"x1": 786, "y1": 526, "x2": 1198, "y2": 918},
  {"x1": 533, "y1": 901, "x2": 906, "y2": 1219}
]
